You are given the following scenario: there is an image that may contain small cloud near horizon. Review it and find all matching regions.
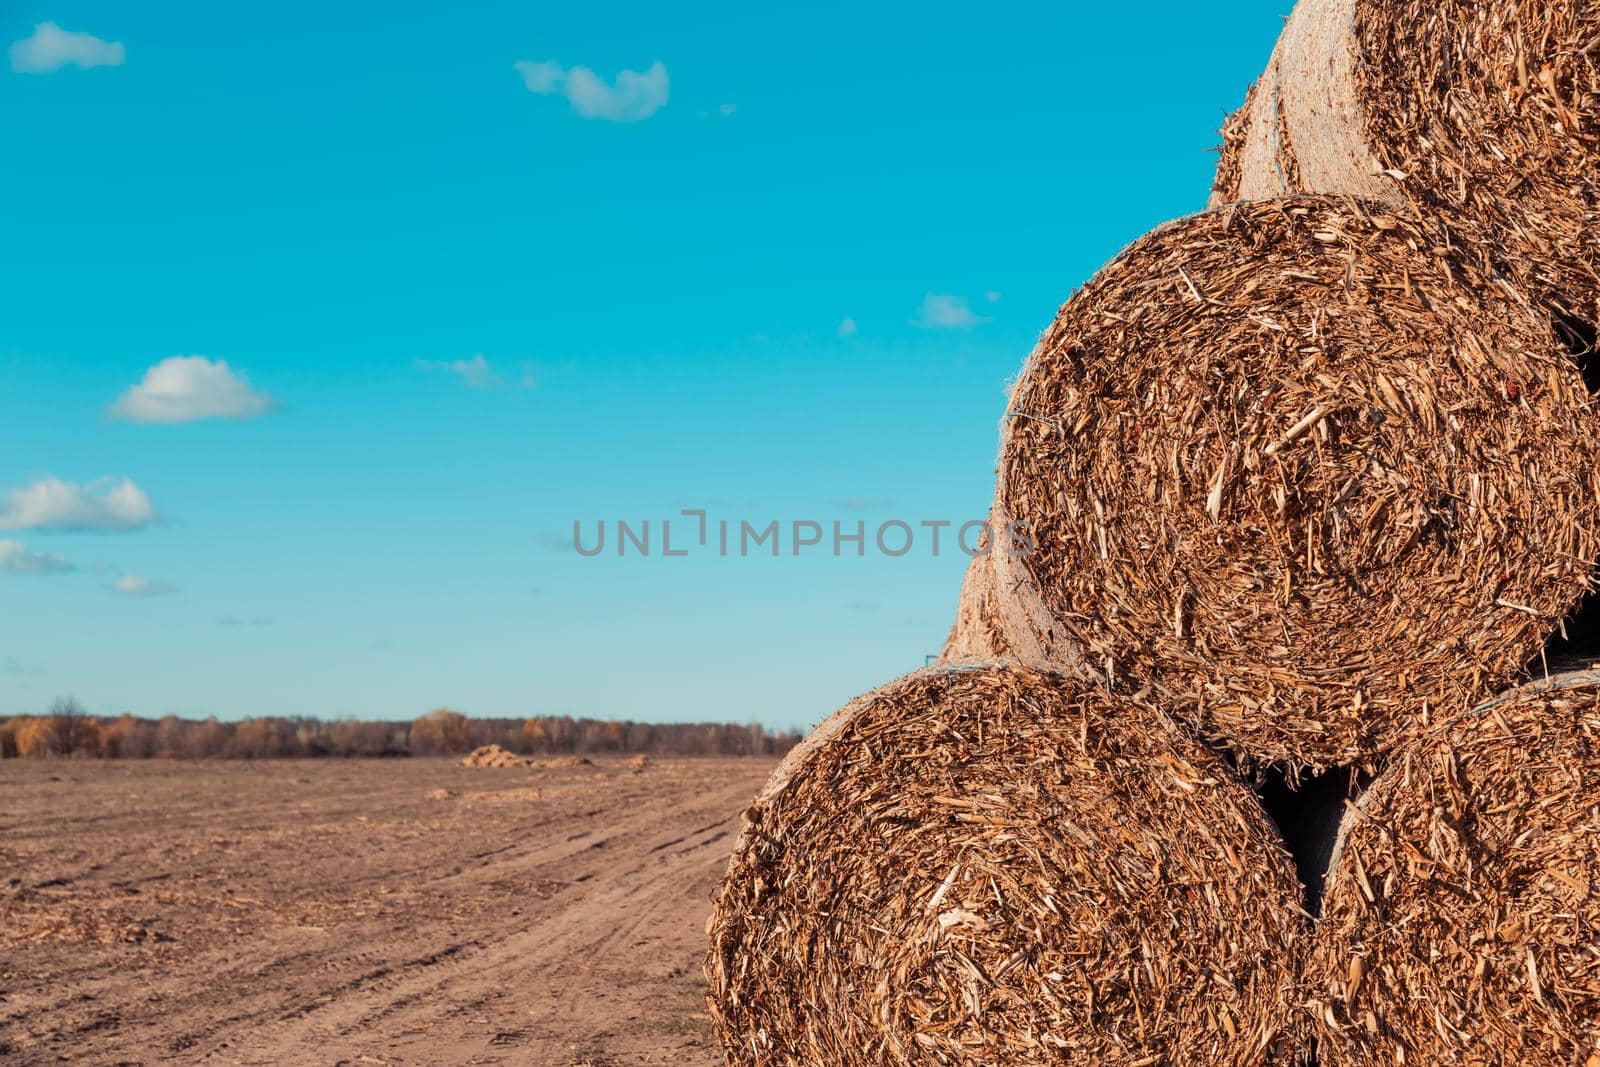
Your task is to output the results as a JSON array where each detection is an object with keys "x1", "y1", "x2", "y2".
[
  {"x1": 110, "y1": 356, "x2": 277, "y2": 424},
  {"x1": 109, "y1": 574, "x2": 176, "y2": 598},
  {"x1": 913, "y1": 293, "x2": 987, "y2": 329},
  {"x1": 514, "y1": 57, "x2": 668, "y2": 122},
  {"x1": 837, "y1": 316, "x2": 858, "y2": 338},
  {"x1": 9, "y1": 22, "x2": 124, "y2": 74},
  {"x1": 0, "y1": 477, "x2": 157, "y2": 533},
  {"x1": 984, "y1": 290, "x2": 1002, "y2": 303}
]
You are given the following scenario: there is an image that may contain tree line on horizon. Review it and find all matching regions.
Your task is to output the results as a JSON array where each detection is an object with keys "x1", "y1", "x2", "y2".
[{"x1": 0, "y1": 699, "x2": 803, "y2": 760}]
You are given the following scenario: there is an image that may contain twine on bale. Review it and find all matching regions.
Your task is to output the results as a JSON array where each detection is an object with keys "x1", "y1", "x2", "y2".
[
  {"x1": 1213, "y1": 0, "x2": 1600, "y2": 327},
  {"x1": 1311, "y1": 670, "x2": 1600, "y2": 1066},
  {"x1": 705, "y1": 664, "x2": 1311, "y2": 1066},
  {"x1": 993, "y1": 197, "x2": 1600, "y2": 775}
]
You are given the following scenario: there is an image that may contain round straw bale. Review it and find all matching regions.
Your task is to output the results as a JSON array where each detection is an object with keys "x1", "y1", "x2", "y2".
[
  {"x1": 1214, "y1": 0, "x2": 1600, "y2": 326},
  {"x1": 1312, "y1": 670, "x2": 1600, "y2": 1066},
  {"x1": 705, "y1": 664, "x2": 1310, "y2": 1066},
  {"x1": 937, "y1": 552, "x2": 1012, "y2": 663},
  {"x1": 995, "y1": 197, "x2": 1600, "y2": 773}
]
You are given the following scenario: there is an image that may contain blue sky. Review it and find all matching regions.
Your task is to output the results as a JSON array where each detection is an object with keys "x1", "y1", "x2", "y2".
[{"x1": 2, "y1": 1, "x2": 1289, "y2": 729}]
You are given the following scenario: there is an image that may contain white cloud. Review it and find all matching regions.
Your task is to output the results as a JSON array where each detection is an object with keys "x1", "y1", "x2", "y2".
[
  {"x1": 10, "y1": 22, "x2": 125, "y2": 74},
  {"x1": 913, "y1": 293, "x2": 987, "y2": 329},
  {"x1": 416, "y1": 354, "x2": 534, "y2": 391},
  {"x1": 110, "y1": 574, "x2": 176, "y2": 597},
  {"x1": 984, "y1": 290, "x2": 1002, "y2": 304},
  {"x1": 514, "y1": 58, "x2": 669, "y2": 122},
  {"x1": 109, "y1": 357, "x2": 277, "y2": 424},
  {"x1": 0, "y1": 477, "x2": 157, "y2": 533},
  {"x1": 416, "y1": 354, "x2": 499, "y2": 389},
  {"x1": 0, "y1": 540, "x2": 73, "y2": 575},
  {"x1": 837, "y1": 316, "x2": 858, "y2": 338}
]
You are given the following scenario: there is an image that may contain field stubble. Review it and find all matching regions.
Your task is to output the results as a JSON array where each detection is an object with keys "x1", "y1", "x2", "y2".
[{"x1": 0, "y1": 755, "x2": 777, "y2": 1066}]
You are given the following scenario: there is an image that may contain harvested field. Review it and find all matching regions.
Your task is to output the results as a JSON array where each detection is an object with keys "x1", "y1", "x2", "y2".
[{"x1": 0, "y1": 755, "x2": 778, "y2": 1066}]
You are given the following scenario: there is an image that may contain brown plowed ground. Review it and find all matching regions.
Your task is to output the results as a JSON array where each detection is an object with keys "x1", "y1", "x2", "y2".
[{"x1": 0, "y1": 756, "x2": 777, "y2": 1065}]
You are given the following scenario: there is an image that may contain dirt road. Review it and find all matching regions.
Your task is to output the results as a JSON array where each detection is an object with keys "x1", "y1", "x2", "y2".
[{"x1": 0, "y1": 756, "x2": 778, "y2": 1065}]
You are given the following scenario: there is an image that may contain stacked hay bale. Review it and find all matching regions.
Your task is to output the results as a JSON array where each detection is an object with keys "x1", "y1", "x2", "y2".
[
  {"x1": 1201, "y1": 6, "x2": 1600, "y2": 1063},
  {"x1": 990, "y1": 197, "x2": 1600, "y2": 773},
  {"x1": 709, "y1": 4, "x2": 1600, "y2": 1062},
  {"x1": 1209, "y1": 0, "x2": 1600, "y2": 333},
  {"x1": 707, "y1": 664, "x2": 1310, "y2": 1066},
  {"x1": 1312, "y1": 672, "x2": 1600, "y2": 1065}
]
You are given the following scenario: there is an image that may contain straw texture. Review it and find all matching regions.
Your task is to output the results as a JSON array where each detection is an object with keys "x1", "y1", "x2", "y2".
[
  {"x1": 938, "y1": 552, "x2": 1012, "y2": 663},
  {"x1": 1213, "y1": 0, "x2": 1600, "y2": 327},
  {"x1": 705, "y1": 664, "x2": 1310, "y2": 1066},
  {"x1": 995, "y1": 197, "x2": 1600, "y2": 774},
  {"x1": 1312, "y1": 670, "x2": 1600, "y2": 1065}
]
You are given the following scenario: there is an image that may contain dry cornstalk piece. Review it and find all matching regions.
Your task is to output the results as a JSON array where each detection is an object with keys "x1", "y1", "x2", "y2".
[
  {"x1": 1209, "y1": 77, "x2": 1260, "y2": 206},
  {"x1": 705, "y1": 664, "x2": 1311, "y2": 1066},
  {"x1": 1211, "y1": 0, "x2": 1600, "y2": 328},
  {"x1": 1312, "y1": 670, "x2": 1600, "y2": 1066},
  {"x1": 993, "y1": 197, "x2": 1600, "y2": 774}
]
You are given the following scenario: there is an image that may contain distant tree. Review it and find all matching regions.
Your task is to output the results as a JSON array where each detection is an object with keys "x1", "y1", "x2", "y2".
[
  {"x1": 184, "y1": 717, "x2": 230, "y2": 759},
  {"x1": 231, "y1": 717, "x2": 300, "y2": 759},
  {"x1": 0, "y1": 705, "x2": 805, "y2": 761},
  {"x1": 521, "y1": 717, "x2": 551, "y2": 753},
  {"x1": 626, "y1": 720, "x2": 654, "y2": 753},
  {"x1": 99, "y1": 713, "x2": 156, "y2": 758},
  {"x1": 295, "y1": 719, "x2": 332, "y2": 757},
  {"x1": 154, "y1": 714, "x2": 187, "y2": 758},
  {"x1": 465, "y1": 717, "x2": 517, "y2": 752},
  {"x1": 546, "y1": 715, "x2": 577, "y2": 753},
  {"x1": 15, "y1": 716, "x2": 63, "y2": 758},
  {"x1": 47, "y1": 697, "x2": 100, "y2": 757},
  {"x1": 409, "y1": 708, "x2": 471, "y2": 756},
  {"x1": 330, "y1": 719, "x2": 406, "y2": 757}
]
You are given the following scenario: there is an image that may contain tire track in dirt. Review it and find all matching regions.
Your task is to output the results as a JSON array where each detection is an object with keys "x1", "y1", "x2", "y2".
[
  {"x1": 0, "y1": 757, "x2": 775, "y2": 1065},
  {"x1": 219, "y1": 777, "x2": 758, "y2": 1064}
]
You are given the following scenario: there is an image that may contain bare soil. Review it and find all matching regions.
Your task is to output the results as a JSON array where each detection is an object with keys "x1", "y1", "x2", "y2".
[{"x1": 0, "y1": 756, "x2": 777, "y2": 1065}]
